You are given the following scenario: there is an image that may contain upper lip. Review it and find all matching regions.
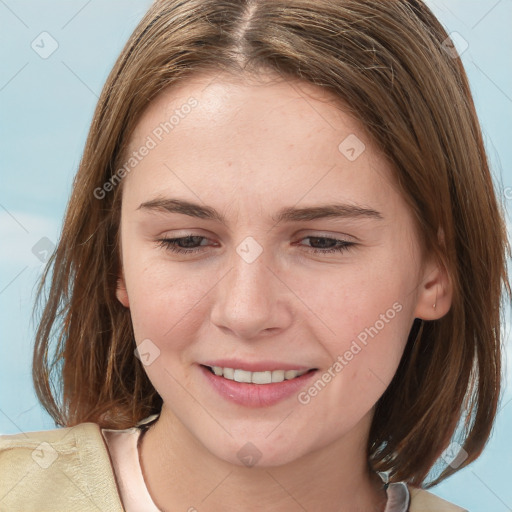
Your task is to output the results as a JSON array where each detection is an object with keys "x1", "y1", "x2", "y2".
[{"x1": 200, "y1": 359, "x2": 316, "y2": 372}]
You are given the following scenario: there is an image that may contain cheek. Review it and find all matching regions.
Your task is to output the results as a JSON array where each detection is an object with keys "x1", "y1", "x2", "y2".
[
  {"x1": 129, "y1": 272, "x2": 204, "y2": 345},
  {"x1": 124, "y1": 262, "x2": 212, "y2": 392},
  {"x1": 295, "y1": 251, "x2": 416, "y2": 403},
  {"x1": 299, "y1": 254, "x2": 414, "y2": 348},
  {"x1": 126, "y1": 263, "x2": 207, "y2": 342},
  {"x1": 292, "y1": 299, "x2": 413, "y2": 438}
]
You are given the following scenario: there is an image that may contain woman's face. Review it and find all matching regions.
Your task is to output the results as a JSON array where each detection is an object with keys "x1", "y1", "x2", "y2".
[{"x1": 116, "y1": 71, "x2": 442, "y2": 467}]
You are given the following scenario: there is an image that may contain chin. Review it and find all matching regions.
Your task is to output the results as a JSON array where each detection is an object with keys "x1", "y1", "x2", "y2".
[{"x1": 199, "y1": 431, "x2": 313, "y2": 469}]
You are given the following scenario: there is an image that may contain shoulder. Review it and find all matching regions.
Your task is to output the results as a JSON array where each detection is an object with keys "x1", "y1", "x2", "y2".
[
  {"x1": 0, "y1": 423, "x2": 124, "y2": 512},
  {"x1": 408, "y1": 485, "x2": 468, "y2": 511}
]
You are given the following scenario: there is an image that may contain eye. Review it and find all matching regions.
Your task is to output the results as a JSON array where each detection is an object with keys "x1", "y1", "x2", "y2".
[
  {"x1": 296, "y1": 236, "x2": 356, "y2": 255},
  {"x1": 156, "y1": 235, "x2": 211, "y2": 254},
  {"x1": 156, "y1": 234, "x2": 355, "y2": 256}
]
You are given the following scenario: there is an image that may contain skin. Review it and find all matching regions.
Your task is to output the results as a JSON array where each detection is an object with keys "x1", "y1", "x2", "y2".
[{"x1": 116, "y1": 71, "x2": 452, "y2": 512}]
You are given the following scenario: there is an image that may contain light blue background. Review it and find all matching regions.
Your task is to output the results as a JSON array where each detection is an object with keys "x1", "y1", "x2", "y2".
[{"x1": 1, "y1": 1, "x2": 511, "y2": 510}]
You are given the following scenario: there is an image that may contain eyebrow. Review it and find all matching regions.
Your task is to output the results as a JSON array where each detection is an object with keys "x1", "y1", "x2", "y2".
[{"x1": 137, "y1": 198, "x2": 384, "y2": 224}]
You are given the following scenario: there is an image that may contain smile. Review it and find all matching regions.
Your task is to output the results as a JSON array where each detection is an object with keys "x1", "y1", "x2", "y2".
[
  {"x1": 200, "y1": 364, "x2": 319, "y2": 407},
  {"x1": 205, "y1": 365, "x2": 314, "y2": 384}
]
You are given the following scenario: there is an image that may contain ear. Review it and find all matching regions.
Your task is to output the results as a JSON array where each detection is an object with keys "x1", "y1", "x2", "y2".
[
  {"x1": 116, "y1": 272, "x2": 130, "y2": 308},
  {"x1": 413, "y1": 230, "x2": 452, "y2": 320}
]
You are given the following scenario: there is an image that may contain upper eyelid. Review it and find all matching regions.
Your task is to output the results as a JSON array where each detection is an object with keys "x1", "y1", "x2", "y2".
[
  {"x1": 160, "y1": 236, "x2": 355, "y2": 246},
  {"x1": 157, "y1": 235, "x2": 356, "y2": 255},
  {"x1": 159, "y1": 233, "x2": 357, "y2": 246},
  {"x1": 158, "y1": 230, "x2": 357, "y2": 241}
]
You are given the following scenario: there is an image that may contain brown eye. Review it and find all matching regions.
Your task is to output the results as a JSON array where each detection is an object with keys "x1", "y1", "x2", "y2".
[
  {"x1": 299, "y1": 236, "x2": 355, "y2": 255},
  {"x1": 156, "y1": 235, "x2": 210, "y2": 254}
]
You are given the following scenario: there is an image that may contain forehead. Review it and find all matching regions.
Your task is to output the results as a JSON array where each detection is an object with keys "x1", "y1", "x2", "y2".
[
  {"x1": 121, "y1": 71, "x2": 398, "y2": 216},
  {"x1": 127, "y1": 70, "x2": 385, "y2": 155}
]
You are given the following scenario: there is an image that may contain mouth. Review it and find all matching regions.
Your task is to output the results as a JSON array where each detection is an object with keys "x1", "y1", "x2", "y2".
[
  {"x1": 201, "y1": 364, "x2": 317, "y2": 384},
  {"x1": 200, "y1": 363, "x2": 318, "y2": 407},
  {"x1": 198, "y1": 359, "x2": 320, "y2": 407}
]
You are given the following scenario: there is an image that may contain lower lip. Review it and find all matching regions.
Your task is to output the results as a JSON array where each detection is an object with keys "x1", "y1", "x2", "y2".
[{"x1": 199, "y1": 365, "x2": 317, "y2": 408}]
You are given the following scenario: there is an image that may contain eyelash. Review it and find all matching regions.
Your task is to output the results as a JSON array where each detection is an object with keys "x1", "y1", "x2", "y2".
[{"x1": 156, "y1": 235, "x2": 355, "y2": 256}]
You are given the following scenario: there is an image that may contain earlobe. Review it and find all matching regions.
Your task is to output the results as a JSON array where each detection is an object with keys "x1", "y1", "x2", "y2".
[
  {"x1": 413, "y1": 255, "x2": 453, "y2": 321},
  {"x1": 116, "y1": 275, "x2": 130, "y2": 308}
]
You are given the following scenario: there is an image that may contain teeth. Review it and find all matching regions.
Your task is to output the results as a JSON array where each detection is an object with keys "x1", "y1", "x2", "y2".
[
  {"x1": 252, "y1": 371, "x2": 272, "y2": 384},
  {"x1": 223, "y1": 367, "x2": 234, "y2": 380},
  {"x1": 233, "y1": 369, "x2": 252, "y2": 383},
  {"x1": 271, "y1": 370, "x2": 285, "y2": 382},
  {"x1": 210, "y1": 366, "x2": 309, "y2": 384}
]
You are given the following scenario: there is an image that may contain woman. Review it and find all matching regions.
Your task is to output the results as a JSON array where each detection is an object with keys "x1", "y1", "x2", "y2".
[{"x1": 1, "y1": 1, "x2": 509, "y2": 510}]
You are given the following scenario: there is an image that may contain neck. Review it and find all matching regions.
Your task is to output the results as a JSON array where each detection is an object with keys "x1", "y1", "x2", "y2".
[{"x1": 139, "y1": 406, "x2": 387, "y2": 512}]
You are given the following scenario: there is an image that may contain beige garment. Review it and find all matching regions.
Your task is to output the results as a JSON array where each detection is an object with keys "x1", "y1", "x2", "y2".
[{"x1": 0, "y1": 421, "x2": 468, "y2": 512}]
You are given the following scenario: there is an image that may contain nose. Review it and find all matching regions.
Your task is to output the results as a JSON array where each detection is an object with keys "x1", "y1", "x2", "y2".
[{"x1": 209, "y1": 245, "x2": 293, "y2": 340}]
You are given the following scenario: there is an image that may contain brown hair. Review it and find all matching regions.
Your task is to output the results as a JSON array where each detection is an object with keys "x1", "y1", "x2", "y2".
[{"x1": 33, "y1": 0, "x2": 510, "y2": 487}]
